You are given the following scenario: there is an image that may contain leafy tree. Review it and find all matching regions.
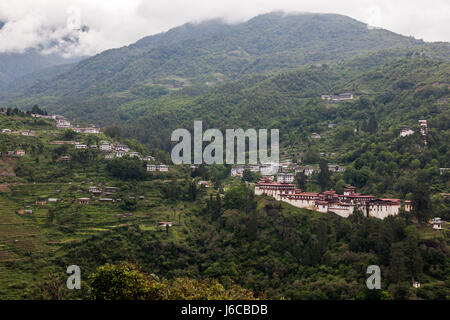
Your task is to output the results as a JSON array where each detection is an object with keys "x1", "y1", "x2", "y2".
[
  {"x1": 295, "y1": 171, "x2": 307, "y2": 190},
  {"x1": 317, "y1": 158, "x2": 330, "y2": 191},
  {"x1": 411, "y1": 181, "x2": 432, "y2": 224},
  {"x1": 89, "y1": 262, "x2": 166, "y2": 300}
]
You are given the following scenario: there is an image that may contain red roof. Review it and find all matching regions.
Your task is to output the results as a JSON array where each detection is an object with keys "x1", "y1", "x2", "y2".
[{"x1": 292, "y1": 192, "x2": 319, "y2": 196}]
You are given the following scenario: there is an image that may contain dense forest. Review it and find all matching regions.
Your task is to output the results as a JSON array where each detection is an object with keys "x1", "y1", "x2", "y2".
[{"x1": 28, "y1": 185, "x2": 449, "y2": 300}]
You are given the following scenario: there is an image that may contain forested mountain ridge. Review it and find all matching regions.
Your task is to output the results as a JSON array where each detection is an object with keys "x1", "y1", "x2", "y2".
[
  {"x1": 116, "y1": 53, "x2": 450, "y2": 149},
  {"x1": 3, "y1": 12, "x2": 449, "y2": 115}
]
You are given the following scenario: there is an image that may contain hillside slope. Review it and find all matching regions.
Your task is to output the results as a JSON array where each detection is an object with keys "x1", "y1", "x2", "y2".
[{"x1": 5, "y1": 12, "x2": 449, "y2": 116}]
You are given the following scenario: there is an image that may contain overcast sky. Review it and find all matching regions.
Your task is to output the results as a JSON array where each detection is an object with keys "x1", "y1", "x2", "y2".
[{"x1": 0, "y1": 0, "x2": 449, "y2": 57}]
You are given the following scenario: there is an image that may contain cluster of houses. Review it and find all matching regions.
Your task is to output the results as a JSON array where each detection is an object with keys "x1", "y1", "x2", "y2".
[
  {"x1": 255, "y1": 180, "x2": 411, "y2": 220},
  {"x1": 400, "y1": 120, "x2": 428, "y2": 136},
  {"x1": 321, "y1": 92, "x2": 354, "y2": 102},
  {"x1": 399, "y1": 119, "x2": 429, "y2": 144},
  {"x1": 231, "y1": 160, "x2": 346, "y2": 181},
  {"x1": 54, "y1": 115, "x2": 100, "y2": 134}
]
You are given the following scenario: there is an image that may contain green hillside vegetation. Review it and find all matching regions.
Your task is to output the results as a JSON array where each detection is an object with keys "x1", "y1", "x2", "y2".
[{"x1": 0, "y1": 113, "x2": 448, "y2": 300}]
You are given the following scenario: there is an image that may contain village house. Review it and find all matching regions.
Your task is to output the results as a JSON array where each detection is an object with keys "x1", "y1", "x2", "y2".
[
  {"x1": 105, "y1": 153, "x2": 114, "y2": 160},
  {"x1": 1, "y1": 128, "x2": 11, "y2": 133},
  {"x1": 147, "y1": 164, "x2": 157, "y2": 172},
  {"x1": 432, "y1": 217, "x2": 443, "y2": 230},
  {"x1": 419, "y1": 119, "x2": 428, "y2": 136},
  {"x1": 405, "y1": 200, "x2": 412, "y2": 212},
  {"x1": 328, "y1": 123, "x2": 337, "y2": 129},
  {"x1": 198, "y1": 181, "x2": 211, "y2": 187},
  {"x1": 231, "y1": 166, "x2": 245, "y2": 177},
  {"x1": 129, "y1": 152, "x2": 141, "y2": 158},
  {"x1": 157, "y1": 165, "x2": 169, "y2": 172},
  {"x1": 115, "y1": 150, "x2": 127, "y2": 157},
  {"x1": 116, "y1": 150, "x2": 127, "y2": 158},
  {"x1": 158, "y1": 222, "x2": 173, "y2": 229},
  {"x1": 99, "y1": 198, "x2": 114, "y2": 202},
  {"x1": 60, "y1": 155, "x2": 71, "y2": 162},
  {"x1": 328, "y1": 164, "x2": 346, "y2": 173},
  {"x1": 260, "y1": 163, "x2": 279, "y2": 176},
  {"x1": 277, "y1": 172, "x2": 295, "y2": 183},
  {"x1": 31, "y1": 113, "x2": 51, "y2": 119},
  {"x1": 73, "y1": 124, "x2": 100, "y2": 134},
  {"x1": 21, "y1": 131, "x2": 31, "y2": 136},
  {"x1": 295, "y1": 166, "x2": 315, "y2": 177},
  {"x1": 89, "y1": 186, "x2": 101, "y2": 193},
  {"x1": 56, "y1": 119, "x2": 71, "y2": 129},
  {"x1": 105, "y1": 187, "x2": 118, "y2": 192},
  {"x1": 311, "y1": 133, "x2": 321, "y2": 139},
  {"x1": 48, "y1": 198, "x2": 58, "y2": 202},
  {"x1": 439, "y1": 168, "x2": 449, "y2": 175},
  {"x1": 400, "y1": 128, "x2": 414, "y2": 137},
  {"x1": 35, "y1": 200, "x2": 47, "y2": 205},
  {"x1": 100, "y1": 142, "x2": 111, "y2": 151},
  {"x1": 143, "y1": 155, "x2": 156, "y2": 162},
  {"x1": 75, "y1": 144, "x2": 88, "y2": 149},
  {"x1": 15, "y1": 150, "x2": 26, "y2": 156},
  {"x1": 321, "y1": 93, "x2": 354, "y2": 102},
  {"x1": 78, "y1": 198, "x2": 90, "y2": 205},
  {"x1": 114, "y1": 144, "x2": 130, "y2": 152}
]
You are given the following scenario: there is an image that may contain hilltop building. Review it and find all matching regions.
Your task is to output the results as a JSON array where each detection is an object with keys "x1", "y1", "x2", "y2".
[{"x1": 255, "y1": 181, "x2": 409, "y2": 220}]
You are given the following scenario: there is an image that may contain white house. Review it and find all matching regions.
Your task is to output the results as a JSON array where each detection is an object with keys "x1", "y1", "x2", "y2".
[
  {"x1": 432, "y1": 217, "x2": 443, "y2": 230},
  {"x1": 75, "y1": 144, "x2": 88, "y2": 149},
  {"x1": 129, "y1": 152, "x2": 141, "y2": 158},
  {"x1": 400, "y1": 128, "x2": 414, "y2": 137},
  {"x1": 231, "y1": 166, "x2": 245, "y2": 177},
  {"x1": 56, "y1": 119, "x2": 71, "y2": 129},
  {"x1": 157, "y1": 165, "x2": 169, "y2": 172},
  {"x1": 115, "y1": 150, "x2": 127, "y2": 157},
  {"x1": 100, "y1": 143, "x2": 111, "y2": 152},
  {"x1": 277, "y1": 173, "x2": 295, "y2": 183},
  {"x1": 143, "y1": 156, "x2": 156, "y2": 161}
]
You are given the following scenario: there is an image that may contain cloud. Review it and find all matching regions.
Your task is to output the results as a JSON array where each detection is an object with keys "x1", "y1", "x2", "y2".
[{"x1": 0, "y1": 0, "x2": 449, "y2": 57}]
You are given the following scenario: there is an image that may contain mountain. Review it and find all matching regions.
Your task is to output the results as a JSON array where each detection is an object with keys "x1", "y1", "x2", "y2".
[
  {"x1": 0, "y1": 49, "x2": 83, "y2": 90},
  {"x1": 4, "y1": 12, "x2": 449, "y2": 117},
  {"x1": 116, "y1": 53, "x2": 450, "y2": 150}
]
